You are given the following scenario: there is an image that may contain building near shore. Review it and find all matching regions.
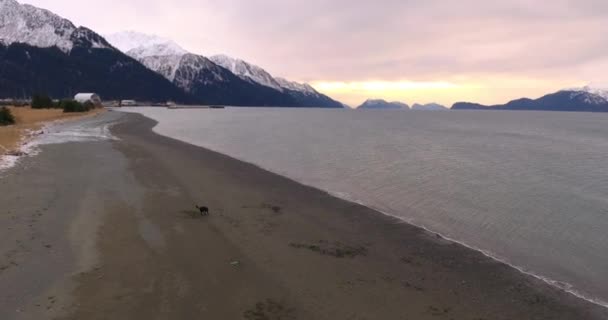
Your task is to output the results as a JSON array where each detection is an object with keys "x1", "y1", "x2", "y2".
[
  {"x1": 74, "y1": 93, "x2": 102, "y2": 107},
  {"x1": 120, "y1": 100, "x2": 137, "y2": 106}
]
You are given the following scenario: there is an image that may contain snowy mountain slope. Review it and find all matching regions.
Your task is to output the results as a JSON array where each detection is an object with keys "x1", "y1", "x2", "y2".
[
  {"x1": 210, "y1": 54, "x2": 283, "y2": 91},
  {"x1": 564, "y1": 90, "x2": 607, "y2": 106},
  {"x1": 170, "y1": 54, "x2": 228, "y2": 90},
  {"x1": 566, "y1": 86, "x2": 608, "y2": 102},
  {"x1": 273, "y1": 77, "x2": 343, "y2": 108},
  {"x1": 275, "y1": 77, "x2": 317, "y2": 95},
  {"x1": 0, "y1": 0, "x2": 111, "y2": 52}
]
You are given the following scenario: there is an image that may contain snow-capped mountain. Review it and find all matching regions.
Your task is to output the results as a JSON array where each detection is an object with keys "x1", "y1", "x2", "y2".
[
  {"x1": 107, "y1": 32, "x2": 225, "y2": 88},
  {"x1": 357, "y1": 99, "x2": 410, "y2": 110},
  {"x1": 412, "y1": 103, "x2": 448, "y2": 111},
  {"x1": 105, "y1": 31, "x2": 301, "y2": 106},
  {"x1": 0, "y1": 0, "x2": 110, "y2": 52},
  {"x1": 210, "y1": 55, "x2": 283, "y2": 92},
  {"x1": 0, "y1": 0, "x2": 188, "y2": 102},
  {"x1": 106, "y1": 31, "x2": 343, "y2": 108}
]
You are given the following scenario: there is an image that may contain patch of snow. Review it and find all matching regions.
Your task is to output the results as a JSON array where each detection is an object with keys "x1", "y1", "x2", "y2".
[
  {"x1": 137, "y1": 54, "x2": 184, "y2": 82},
  {"x1": 562, "y1": 85, "x2": 608, "y2": 103},
  {"x1": 561, "y1": 86, "x2": 608, "y2": 105},
  {"x1": 579, "y1": 86, "x2": 608, "y2": 101},
  {"x1": 174, "y1": 54, "x2": 227, "y2": 89}
]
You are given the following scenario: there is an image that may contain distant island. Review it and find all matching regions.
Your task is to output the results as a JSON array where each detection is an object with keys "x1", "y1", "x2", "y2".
[
  {"x1": 412, "y1": 103, "x2": 448, "y2": 111},
  {"x1": 357, "y1": 99, "x2": 447, "y2": 111},
  {"x1": 357, "y1": 99, "x2": 409, "y2": 110}
]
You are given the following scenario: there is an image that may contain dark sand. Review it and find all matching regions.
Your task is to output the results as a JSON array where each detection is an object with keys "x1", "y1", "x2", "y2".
[{"x1": 1, "y1": 111, "x2": 607, "y2": 319}]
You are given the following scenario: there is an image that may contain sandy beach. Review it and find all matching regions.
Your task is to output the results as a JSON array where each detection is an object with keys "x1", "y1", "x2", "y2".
[{"x1": 1, "y1": 111, "x2": 606, "y2": 319}]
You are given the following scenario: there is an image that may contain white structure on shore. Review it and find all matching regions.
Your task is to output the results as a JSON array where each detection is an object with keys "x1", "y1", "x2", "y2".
[
  {"x1": 74, "y1": 93, "x2": 102, "y2": 106},
  {"x1": 120, "y1": 100, "x2": 137, "y2": 106}
]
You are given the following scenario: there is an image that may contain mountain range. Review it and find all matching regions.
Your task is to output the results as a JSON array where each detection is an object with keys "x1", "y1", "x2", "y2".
[
  {"x1": 0, "y1": 0, "x2": 343, "y2": 107},
  {"x1": 452, "y1": 87, "x2": 608, "y2": 112},
  {"x1": 105, "y1": 32, "x2": 343, "y2": 108}
]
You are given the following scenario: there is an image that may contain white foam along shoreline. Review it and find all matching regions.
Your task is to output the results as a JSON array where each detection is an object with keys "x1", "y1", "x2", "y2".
[
  {"x1": 0, "y1": 113, "x2": 117, "y2": 174},
  {"x1": 116, "y1": 108, "x2": 608, "y2": 311},
  {"x1": 0, "y1": 127, "x2": 43, "y2": 173},
  {"x1": 335, "y1": 192, "x2": 608, "y2": 310}
]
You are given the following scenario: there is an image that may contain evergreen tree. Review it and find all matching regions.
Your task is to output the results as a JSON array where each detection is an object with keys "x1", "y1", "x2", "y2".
[
  {"x1": 31, "y1": 94, "x2": 54, "y2": 109},
  {"x1": 0, "y1": 107, "x2": 15, "y2": 126}
]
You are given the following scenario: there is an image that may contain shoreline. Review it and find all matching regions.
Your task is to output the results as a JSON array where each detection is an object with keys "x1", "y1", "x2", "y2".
[{"x1": 2, "y1": 111, "x2": 606, "y2": 319}]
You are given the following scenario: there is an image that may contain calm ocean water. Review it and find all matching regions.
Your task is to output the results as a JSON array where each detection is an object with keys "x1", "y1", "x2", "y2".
[{"x1": 122, "y1": 107, "x2": 608, "y2": 306}]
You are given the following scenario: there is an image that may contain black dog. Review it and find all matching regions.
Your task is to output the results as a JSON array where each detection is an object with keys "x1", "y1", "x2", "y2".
[{"x1": 195, "y1": 205, "x2": 209, "y2": 216}]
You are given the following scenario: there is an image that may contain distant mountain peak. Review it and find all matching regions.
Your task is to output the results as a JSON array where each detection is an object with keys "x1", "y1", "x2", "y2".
[{"x1": 105, "y1": 31, "x2": 187, "y2": 58}]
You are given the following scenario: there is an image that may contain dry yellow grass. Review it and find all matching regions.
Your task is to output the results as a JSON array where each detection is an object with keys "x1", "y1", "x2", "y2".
[{"x1": 0, "y1": 107, "x2": 104, "y2": 153}]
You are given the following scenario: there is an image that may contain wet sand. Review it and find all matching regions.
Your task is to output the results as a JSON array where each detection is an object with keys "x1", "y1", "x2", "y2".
[{"x1": 1, "y1": 111, "x2": 606, "y2": 319}]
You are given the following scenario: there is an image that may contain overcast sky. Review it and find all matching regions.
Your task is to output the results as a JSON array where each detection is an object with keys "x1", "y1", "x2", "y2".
[{"x1": 22, "y1": 0, "x2": 608, "y2": 107}]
